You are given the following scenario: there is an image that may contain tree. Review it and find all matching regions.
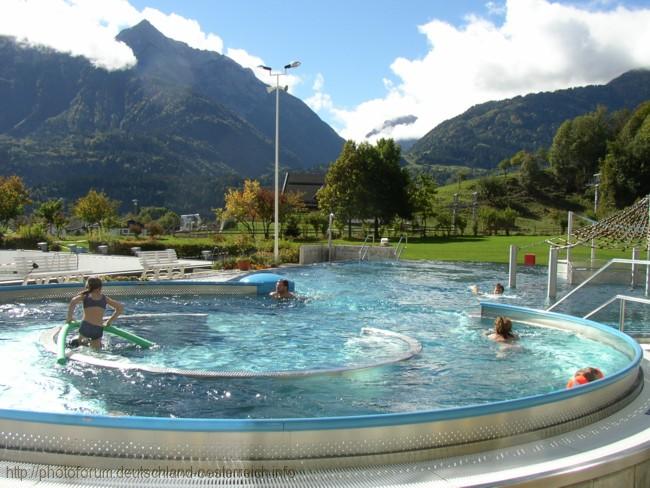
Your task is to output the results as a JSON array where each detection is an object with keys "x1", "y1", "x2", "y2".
[
  {"x1": 480, "y1": 208, "x2": 499, "y2": 235},
  {"x1": 601, "y1": 101, "x2": 650, "y2": 208},
  {"x1": 497, "y1": 158, "x2": 511, "y2": 176},
  {"x1": 223, "y1": 179, "x2": 305, "y2": 239},
  {"x1": 317, "y1": 141, "x2": 367, "y2": 238},
  {"x1": 35, "y1": 199, "x2": 66, "y2": 236},
  {"x1": 476, "y1": 176, "x2": 508, "y2": 207},
  {"x1": 223, "y1": 179, "x2": 260, "y2": 237},
  {"x1": 158, "y1": 211, "x2": 181, "y2": 233},
  {"x1": 73, "y1": 190, "x2": 118, "y2": 235},
  {"x1": 255, "y1": 186, "x2": 305, "y2": 239},
  {"x1": 318, "y1": 139, "x2": 411, "y2": 239},
  {"x1": 455, "y1": 168, "x2": 470, "y2": 189},
  {"x1": 0, "y1": 176, "x2": 31, "y2": 231},
  {"x1": 498, "y1": 208, "x2": 518, "y2": 236},
  {"x1": 409, "y1": 173, "x2": 438, "y2": 237},
  {"x1": 146, "y1": 221, "x2": 164, "y2": 239},
  {"x1": 370, "y1": 139, "x2": 412, "y2": 235},
  {"x1": 549, "y1": 107, "x2": 611, "y2": 193},
  {"x1": 305, "y1": 212, "x2": 328, "y2": 237},
  {"x1": 517, "y1": 151, "x2": 544, "y2": 193}
]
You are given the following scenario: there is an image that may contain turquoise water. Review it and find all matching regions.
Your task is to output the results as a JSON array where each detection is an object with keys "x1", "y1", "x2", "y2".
[{"x1": 0, "y1": 261, "x2": 634, "y2": 419}]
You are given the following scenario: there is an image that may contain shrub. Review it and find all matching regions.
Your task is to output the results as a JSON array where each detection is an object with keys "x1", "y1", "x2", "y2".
[
  {"x1": 279, "y1": 246, "x2": 300, "y2": 264},
  {"x1": 283, "y1": 215, "x2": 301, "y2": 238},
  {"x1": 17, "y1": 223, "x2": 48, "y2": 242}
]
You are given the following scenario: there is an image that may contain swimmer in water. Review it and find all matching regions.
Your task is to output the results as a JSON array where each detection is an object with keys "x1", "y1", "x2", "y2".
[
  {"x1": 270, "y1": 279, "x2": 295, "y2": 300},
  {"x1": 566, "y1": 367, "x2": 604, "y2": 388},
  {"x1": 487, "y1": 316, "x2": 518, "y2": 342},
  {"x1": 470, "y1": 282, "x2": 505, "y2": 295}
]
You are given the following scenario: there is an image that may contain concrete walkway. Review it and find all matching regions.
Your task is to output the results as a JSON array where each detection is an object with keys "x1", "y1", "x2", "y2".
[{"x1": 0, "y1": 250, "x2": 221, "y2": 284}]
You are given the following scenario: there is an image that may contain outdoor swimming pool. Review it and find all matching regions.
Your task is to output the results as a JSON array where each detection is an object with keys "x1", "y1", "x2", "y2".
[{"x1": 0, "y1": 261, "x2": 637, "y2": 419}]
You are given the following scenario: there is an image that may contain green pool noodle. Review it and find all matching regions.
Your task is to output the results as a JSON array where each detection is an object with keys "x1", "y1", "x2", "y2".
[
  {"x1": 57, "y1": 321, "x2": 154, "y2": 365},
  {"x1": 56, "y1": 321, "x2": 79, "y2": 365},
  {"x1": 104, "y1": 324, "x2": 154, "y2": 348}
]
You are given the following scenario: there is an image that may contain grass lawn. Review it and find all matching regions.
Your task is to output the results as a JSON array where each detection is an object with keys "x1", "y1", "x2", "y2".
[
  {"x1": 54, "y1": 233, "x2": 634, "y2": 266},
  {"x1": 391, "y1": 235, "x2": 632, "y2": 265}
]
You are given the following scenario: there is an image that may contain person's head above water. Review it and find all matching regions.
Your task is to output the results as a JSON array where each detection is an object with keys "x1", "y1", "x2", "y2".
[
  {"x1": 276, "y1": 279, "x2": 289, "y2": 291},
  {"x1": 567, "y1": 367, "x2": 604, "y2": 388},
  {"x1": 493, "y1": 283, "x2": 505, "y2": 295},
  {"x1": 271, "y1": 279, "x2": 294, "y2": 299},
  {"x1": 494, "y1": 316, "x2": 513, "y2": 338}
]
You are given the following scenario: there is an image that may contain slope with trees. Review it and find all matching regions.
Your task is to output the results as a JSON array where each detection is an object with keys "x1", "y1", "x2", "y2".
[{"x1": 407, "y1": 70, "x2": 650, "y2": 169}]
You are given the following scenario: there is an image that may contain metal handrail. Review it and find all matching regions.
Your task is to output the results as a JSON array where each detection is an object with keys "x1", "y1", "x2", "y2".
[
  {"x1": 547, "y1": 258, "x2": 650, "y2": 312},
  {"x1": 359, "y1": 234, "x2": 374, "y2": 262},
  {"x1": 395, "y1": 235, "x2": 408, "y2": 261},
  {"x1": 584, "y1": 294, "x2": 650, "y2": 332}
]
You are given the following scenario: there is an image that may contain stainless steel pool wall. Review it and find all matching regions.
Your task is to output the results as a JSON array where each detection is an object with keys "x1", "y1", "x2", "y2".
[{"x1": 0, "y1": 289, "x2": 643, "y2": 468}]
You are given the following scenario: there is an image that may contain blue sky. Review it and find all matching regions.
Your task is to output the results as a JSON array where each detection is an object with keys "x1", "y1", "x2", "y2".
[
  {"x1": 2, "y1": 0, "x2": 650, "y2": 140},
  {"x1": 128, "y1": 0, "x2": 481, "y2": 107}
]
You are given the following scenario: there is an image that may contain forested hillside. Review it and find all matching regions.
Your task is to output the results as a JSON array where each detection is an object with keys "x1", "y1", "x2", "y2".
[
  {"x1": 0, "y1": 21, "x2": 344, "y2": 213},
  {"x1": 407, "y1": 70, "x2": 650, "y2": 168}
]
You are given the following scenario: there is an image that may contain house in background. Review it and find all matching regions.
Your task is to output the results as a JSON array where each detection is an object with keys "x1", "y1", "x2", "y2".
[{"x1": 282, "y1": 172, "x2": 325, "y2": 209}]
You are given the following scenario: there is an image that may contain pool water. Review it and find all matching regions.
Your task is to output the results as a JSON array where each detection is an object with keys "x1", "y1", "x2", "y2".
[{"x1": 0, "y1": 261, "x2": 635, "y2": 419}]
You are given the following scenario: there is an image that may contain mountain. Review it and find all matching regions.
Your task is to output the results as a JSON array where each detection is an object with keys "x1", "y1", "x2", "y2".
[
  {"x1": 0, "y1": 21, "x2": 344, "y2": 213},
  {"x1": 407, "y1": 70, "x2": 650, "y2": 168}
]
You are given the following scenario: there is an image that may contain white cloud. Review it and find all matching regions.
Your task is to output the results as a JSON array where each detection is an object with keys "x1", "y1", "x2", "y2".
[
  {"x1": 305, "y1": 74, "x2": 334, "y2": 112},
  {"x1": 227, "y1": 48, "x2": 302, "y2": 94},
  {"x1": 142, "y1": 7, "x2": 223, "y2": 53},
  {"x1": 0, "y1": 0, "x2": 226, "y2": 70},
  {"x1": 0, "y1": 0, "x2": 139, "y2": 70},
  {"x1": 0, "y1": 0, "x2": 302, "y2": 94},
  {"x1": 314, "y1": 0, "x2": 650, "y2": 142},
  {"x1": 485, "y1": 1, "x2": 506, "y2": 16}
]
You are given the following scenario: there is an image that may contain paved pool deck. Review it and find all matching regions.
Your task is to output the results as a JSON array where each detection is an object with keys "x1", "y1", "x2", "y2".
[{"x1": 0, "y1": 250, "x2": 240, "y2": 284}]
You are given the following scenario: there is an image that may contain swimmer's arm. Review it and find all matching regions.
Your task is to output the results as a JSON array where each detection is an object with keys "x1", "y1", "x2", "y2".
[
  {"x1": 104, "y1": 297, "x2": 124, "y2": 326},
  {"x1": 66, "y1": 295, "x2": 83, "y2": 323}
]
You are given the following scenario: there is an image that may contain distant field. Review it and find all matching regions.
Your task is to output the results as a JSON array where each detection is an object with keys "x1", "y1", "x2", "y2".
[{"x1": 389, "y1": 235, "x2": 631, "y2": 265}]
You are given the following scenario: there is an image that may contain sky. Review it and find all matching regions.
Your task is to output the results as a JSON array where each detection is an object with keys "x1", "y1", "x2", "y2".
[{"x1": 2, "y1": 0, "x2": 650, "y2": 142}]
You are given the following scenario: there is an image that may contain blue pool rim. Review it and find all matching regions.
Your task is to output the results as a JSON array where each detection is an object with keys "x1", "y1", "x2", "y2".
[
  {"x1": 0, "y1": 293, "x2": 642, "y2": 433},
  {"x1": 0, "y1": 279, "x2": 275, "y2": 295}
]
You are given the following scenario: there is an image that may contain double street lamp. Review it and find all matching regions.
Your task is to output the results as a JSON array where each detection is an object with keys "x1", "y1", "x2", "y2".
[{"x1": 258, "y1": 61, "x2": 301, "y2": 263}]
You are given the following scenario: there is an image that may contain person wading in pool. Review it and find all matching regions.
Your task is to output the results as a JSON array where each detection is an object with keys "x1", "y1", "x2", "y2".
[
  {"x1": 66, "y1": 277, "x2": 124, "y2": 349},
  {"x1": 270, "y1": 279, "x2": 295, "y2": 299}
]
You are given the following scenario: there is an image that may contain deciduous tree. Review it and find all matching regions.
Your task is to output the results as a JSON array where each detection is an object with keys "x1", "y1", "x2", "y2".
[
  {"x1": 0, "y1": 175, "x2": 30, "y2": 231},
  {"x1": 601, "y1": 101, "x2": 650, "y2": 208},
  {"x1": 409, "y1": 173, "x2": 438, "y2": 237},
  {"x1": 549, "y1": 107, "x2": 611, "y2": 193},
  {"x1": 73, "y1": 190, "x2": 118, "y2": 235}
]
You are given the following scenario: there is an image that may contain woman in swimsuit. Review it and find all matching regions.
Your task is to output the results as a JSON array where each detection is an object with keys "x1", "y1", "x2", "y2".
[{"x1": 66, "y1": 277, "x2": 124, "y2": 349}]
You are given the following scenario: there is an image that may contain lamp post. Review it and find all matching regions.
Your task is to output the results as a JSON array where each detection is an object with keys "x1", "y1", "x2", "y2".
[{"x1": 259, "y1": 61, "x2": 301, "y2": 263}]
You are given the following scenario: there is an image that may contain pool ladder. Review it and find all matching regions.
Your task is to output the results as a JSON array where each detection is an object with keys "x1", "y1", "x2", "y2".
[
  {"x1": 395, "y1": 235, "x2": 408, "y2": 261},
  {"x1": 359, "y1": 235, "x2": 374, "y2": 262}
]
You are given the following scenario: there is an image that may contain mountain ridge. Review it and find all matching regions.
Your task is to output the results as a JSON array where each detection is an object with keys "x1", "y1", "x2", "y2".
[
  {"x1": 407, "y1": 69, "x2": 650, "y2": 168},
  {"x1": 0, "y1": 21, "x2": 344, "y2": 213}
]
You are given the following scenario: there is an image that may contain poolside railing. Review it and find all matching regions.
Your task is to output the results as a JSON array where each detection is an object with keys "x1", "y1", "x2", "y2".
[
  {"x1": 584, "y1": 294, "x2": 650, "y2": 336},
  {"x1": 547, "y1": 258, "x2": 650, "y2": 312}
]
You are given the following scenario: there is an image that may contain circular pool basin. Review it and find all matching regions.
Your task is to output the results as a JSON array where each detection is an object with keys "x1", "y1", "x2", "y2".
[{"x1": 0, "y1": 261, "x2": 643, "y2": 468}]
